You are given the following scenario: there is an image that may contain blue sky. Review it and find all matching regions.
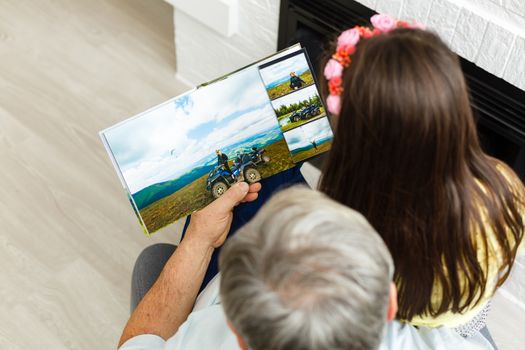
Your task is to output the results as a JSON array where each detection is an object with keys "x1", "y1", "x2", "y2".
[
  {"x1": 103, "y1": 66, "x2": 280, "y2": 193},
  {"x1": 283, "y1": 118, "x2": 333, "y2": 152},
  {"x1": 259, "y1": 53, "x2": 311, "y2": 88}
]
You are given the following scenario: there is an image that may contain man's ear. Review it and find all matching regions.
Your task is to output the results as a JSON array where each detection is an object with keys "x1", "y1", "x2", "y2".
[
  {"x1": 227, "y1": 321, "x2": 249, "y2": 350},
  {"x1": 386, "y1": 282, "x2": 398, "y2": 321}
]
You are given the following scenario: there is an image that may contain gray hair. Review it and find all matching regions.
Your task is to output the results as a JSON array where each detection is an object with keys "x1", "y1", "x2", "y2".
[{"x1": 219, "y1": 186, "x2": 394, "y2": 350}]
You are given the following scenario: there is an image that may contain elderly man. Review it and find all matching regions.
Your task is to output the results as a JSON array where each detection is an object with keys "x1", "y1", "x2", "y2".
[{"x1": 118, "y1": 186, "x2": 493, "y2": 350}]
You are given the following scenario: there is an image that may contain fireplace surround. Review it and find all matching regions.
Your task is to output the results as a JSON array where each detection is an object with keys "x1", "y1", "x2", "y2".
[{"x1": 278, "y1": 0, "x2": 525, "y2": 181}]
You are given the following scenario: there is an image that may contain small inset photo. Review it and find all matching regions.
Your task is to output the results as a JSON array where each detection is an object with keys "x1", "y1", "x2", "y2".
[
  {"x1": 283, "y1": 117, "x2": 333, "y2": 163},
  {"x1": 271, "y1": 85, "x2": 326, "y2": 132},
  {"x1": 259, "y1": 51, "x2": 315, "y2": 100}
]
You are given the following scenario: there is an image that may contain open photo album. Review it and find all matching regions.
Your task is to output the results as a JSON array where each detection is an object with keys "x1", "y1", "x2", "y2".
[{"x1": 100, "y1": 45, "x2": 334, "y2": 235}]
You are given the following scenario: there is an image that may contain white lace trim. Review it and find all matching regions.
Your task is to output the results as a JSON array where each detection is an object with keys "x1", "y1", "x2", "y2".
[{"x1": 453, "y1": 301, "x2": 491, "y2": 337}]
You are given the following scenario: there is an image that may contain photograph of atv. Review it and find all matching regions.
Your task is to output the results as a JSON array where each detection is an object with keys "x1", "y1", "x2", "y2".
[
  {"x1": 289, "y1": 103, "x2": 321, "y2": 123},
  {"x1": 206, "y1": 148, "x2": 270, "y2": 198}
]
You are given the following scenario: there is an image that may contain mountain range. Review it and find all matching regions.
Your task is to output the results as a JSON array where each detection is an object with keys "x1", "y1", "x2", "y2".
[{"x1": 132, "y1": 126, "x2": 283, "y2": 210}]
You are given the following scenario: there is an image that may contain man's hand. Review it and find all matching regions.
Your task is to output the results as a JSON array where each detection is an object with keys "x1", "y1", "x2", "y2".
[
  {"x1": 186, "y1": 182, "x2": 262, "y2": 248},
  {"x1": 118, "y1": 181, "x2": 262, "y2": 348}
]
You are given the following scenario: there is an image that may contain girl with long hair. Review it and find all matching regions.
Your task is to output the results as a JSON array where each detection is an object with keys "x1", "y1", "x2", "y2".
[{"x1": 319, "y1": 15, "x2": 524, "y2": 339}]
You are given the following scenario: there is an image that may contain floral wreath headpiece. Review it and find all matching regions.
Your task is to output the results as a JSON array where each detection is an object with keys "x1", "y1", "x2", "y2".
[{"x1": 324, "y1": 14, "x2": 425, "y2": 115}]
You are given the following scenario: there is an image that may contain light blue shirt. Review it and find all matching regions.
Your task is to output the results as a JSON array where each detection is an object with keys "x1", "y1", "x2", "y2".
[{"x1": 120, "y1": 275, "x2": 494, "y2": 350}]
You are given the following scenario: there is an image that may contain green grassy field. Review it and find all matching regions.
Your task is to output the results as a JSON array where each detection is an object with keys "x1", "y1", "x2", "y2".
[
  {"x1": 278, "y1": 108, "x2": 326, "y2": 132},
  {"x1": 291, "y1": 140, "x2": 332, "y2": 163},
  {"x1": 266, "y1": 71, "x2": 314, "y2": 100},
  {"x1": 140, "y1": 138, "x2": 295, "y2": 234}
]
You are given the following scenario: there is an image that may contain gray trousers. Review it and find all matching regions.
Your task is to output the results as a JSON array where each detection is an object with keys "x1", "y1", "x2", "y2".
[
  {"x1": 131, "y1": 243, "x2": 176, "y2": 312},
  {"x1": 129, "y1": 244, "x2": 497, "y2": 349}
]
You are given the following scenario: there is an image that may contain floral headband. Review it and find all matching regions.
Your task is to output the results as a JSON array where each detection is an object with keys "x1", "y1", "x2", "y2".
[{"x1": 324, "y1": 14, "x2": 425, "y2": 115}]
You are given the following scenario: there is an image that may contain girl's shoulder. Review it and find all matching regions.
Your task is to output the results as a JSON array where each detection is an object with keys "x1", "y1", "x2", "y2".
[
  {"x1": 490, "y1": 157, "x2": 525, "y2": 255},
  {"x1": 473, "y1": 157, "x2": 523, "y2": 203},
  {"x1": 491, "y1": 157, "x2": 525, "y2": 198}
]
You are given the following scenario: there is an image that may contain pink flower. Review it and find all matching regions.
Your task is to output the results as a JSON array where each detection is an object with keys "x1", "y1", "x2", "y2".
[
  {"x1": 324, "y1": 59, "x2": 344, "y2": 80},
  {"x1": 326, "y1": 94, "x2": 341, "y2": 115},
  {"x1": 328, "y1": 76, "x2": 343, "y2": 95},
  {"x1": 337, "y1": 28, "x2": 360, "y2": 48},
  {"x1": 371, "y1": 14, "x2": 397, "y2": 32}
]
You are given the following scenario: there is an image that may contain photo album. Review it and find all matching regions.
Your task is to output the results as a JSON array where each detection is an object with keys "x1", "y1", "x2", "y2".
[{"x1": 100, "y1": 45, "x2": 334, "y2": 235}]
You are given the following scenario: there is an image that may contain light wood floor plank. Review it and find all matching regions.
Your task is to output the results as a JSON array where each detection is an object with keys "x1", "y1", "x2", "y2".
[{"x1": 0, "y1": 1, "x2": 186, "y2": 349}]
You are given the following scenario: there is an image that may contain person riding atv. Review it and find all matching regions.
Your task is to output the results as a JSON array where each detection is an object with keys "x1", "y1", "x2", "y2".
[
  {"x1": 215, "y1": 149, "x2": 232, "y2": 175},
  {"x1": 206, "y1": 147, "x2": 269, "y2": 198}
]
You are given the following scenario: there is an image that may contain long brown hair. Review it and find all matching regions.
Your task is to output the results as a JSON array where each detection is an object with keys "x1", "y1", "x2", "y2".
[{"x1": 319, "y1": 29, "x2": 524, "y2": 320}]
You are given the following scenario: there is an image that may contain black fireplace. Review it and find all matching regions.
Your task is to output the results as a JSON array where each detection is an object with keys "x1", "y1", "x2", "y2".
[{"x1": 278, "y1": 0, "x2": 525, "y2": 181}]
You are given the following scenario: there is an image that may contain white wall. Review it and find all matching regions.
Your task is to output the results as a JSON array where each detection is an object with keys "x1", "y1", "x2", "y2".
[
  {"x1": 171, "y1": 0, "x2": 280, "y2": 86},
  {"x1": 171, "y1": 0, "x2": 525, "y2": 90},
  {"x1": 359, "y1": 0, "x2": 525, "y2": 90}
]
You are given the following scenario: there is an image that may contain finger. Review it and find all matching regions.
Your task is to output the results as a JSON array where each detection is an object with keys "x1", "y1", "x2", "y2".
[
  {"x1": 248, "y1": 182, "x2": 262, "y2": 193},
  {"x1": 208, "y1": 182, "x2": 249, "y2": 212},
  {"x1": 240, "y1": 182, "x2": 261, "y2": 202},
  {"x1": 241, "y1": 192, "x2": 259, "y2": 203}
]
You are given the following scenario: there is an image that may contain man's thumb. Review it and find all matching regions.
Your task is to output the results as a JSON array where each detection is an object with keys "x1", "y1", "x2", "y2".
[{"x1": 218, "y1": 182, "x2": 249, "y2": 208}]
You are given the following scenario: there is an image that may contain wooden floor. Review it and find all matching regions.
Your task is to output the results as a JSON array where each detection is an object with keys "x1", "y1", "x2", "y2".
[
  {"x1": 0, "y1": 0, "x2": 523, "y2": 349},
  {"x1": 0, "y1": 1, "x2": 186, "y2": 348}
]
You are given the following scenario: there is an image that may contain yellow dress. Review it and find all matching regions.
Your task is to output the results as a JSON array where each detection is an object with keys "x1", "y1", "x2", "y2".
[{"x1": 409, "y1": 163, "x2": 525, "y2": 328}]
